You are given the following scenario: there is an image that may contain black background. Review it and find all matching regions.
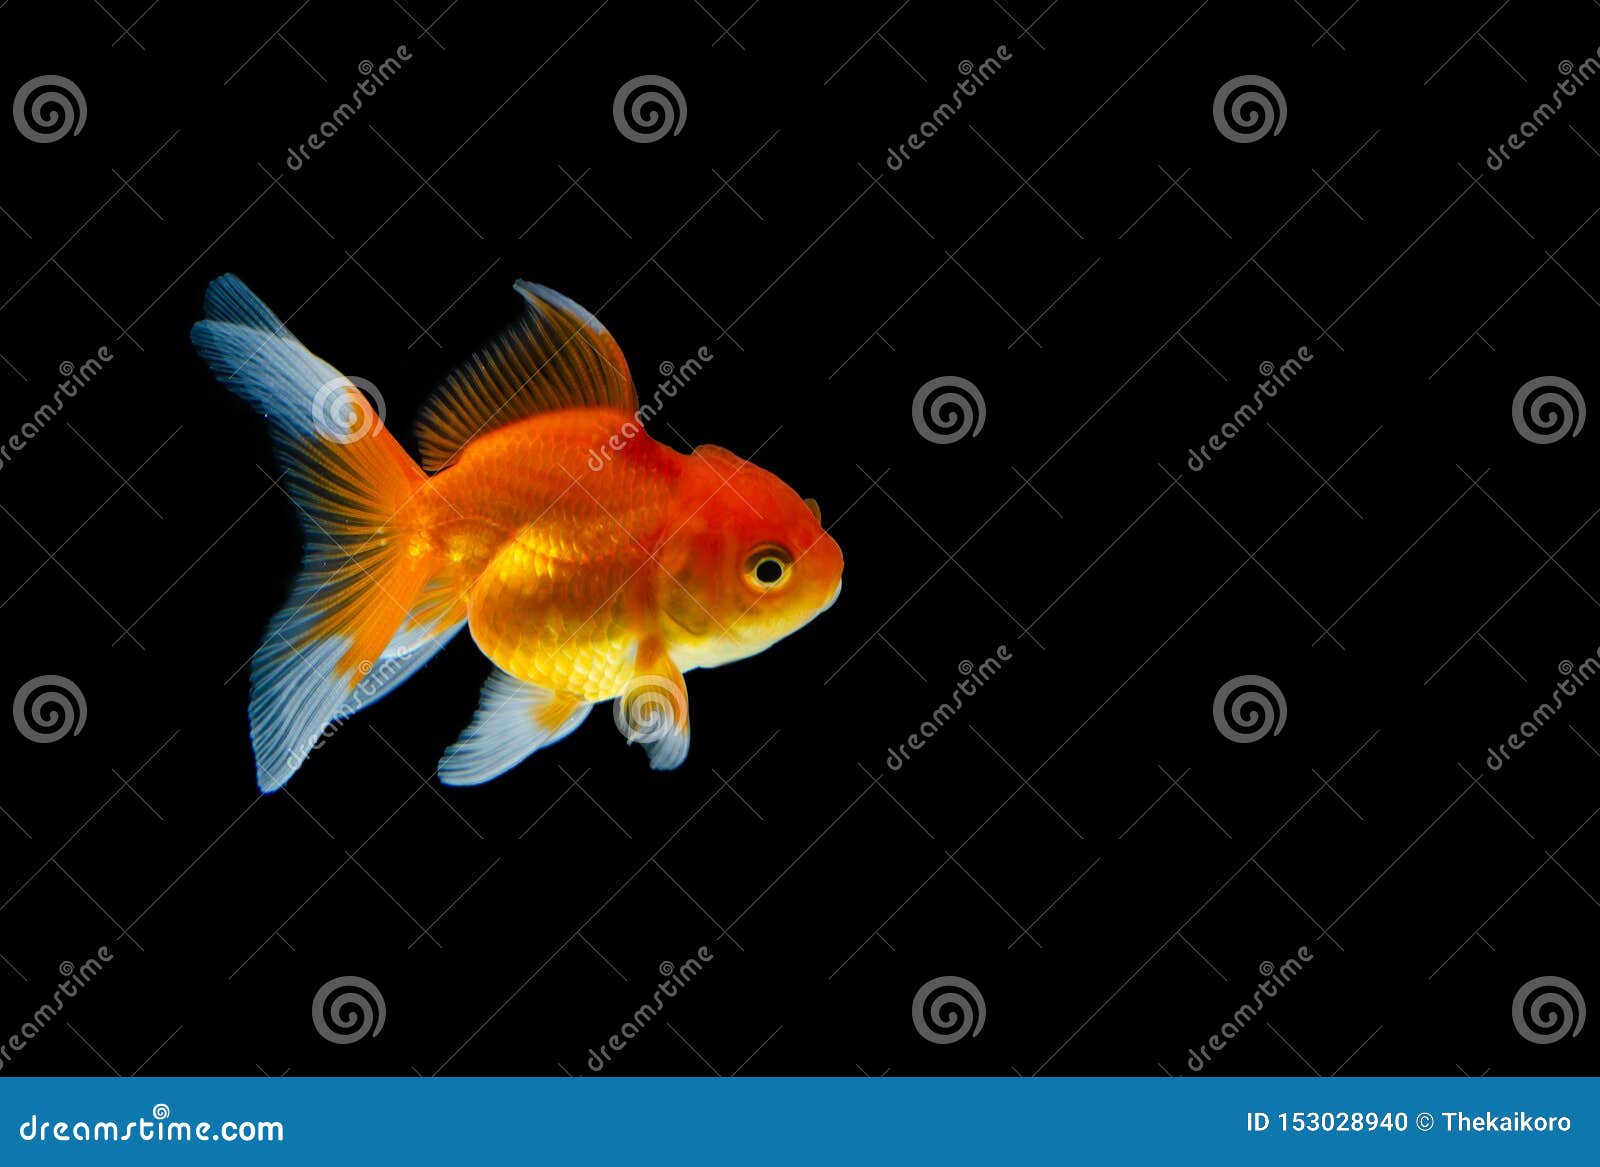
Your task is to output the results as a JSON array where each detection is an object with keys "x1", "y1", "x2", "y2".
[{"x1": 0, "y1": 0, "x2": 1597, "y2": 1077}]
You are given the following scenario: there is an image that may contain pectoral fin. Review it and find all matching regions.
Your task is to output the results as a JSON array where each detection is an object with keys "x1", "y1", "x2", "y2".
[{"x1": 613, "y1": 642, "x2": 690, "y2": 770}]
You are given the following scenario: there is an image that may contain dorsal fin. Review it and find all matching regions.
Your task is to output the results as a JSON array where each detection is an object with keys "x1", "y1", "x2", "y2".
[{"x1": 414, "y1": 281, "x2": 637, "y2": 472}]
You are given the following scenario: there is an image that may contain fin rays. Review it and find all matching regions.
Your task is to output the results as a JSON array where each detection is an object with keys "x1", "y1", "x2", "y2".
[
  {"x1": 414, "y1": 281, "x2": 636, "y2": 473},
  {"x1": 196, "y1": 275, "x2": 730, "y2": 792},
  {"x1": 439, "y1": 669, "x2": 592, "y2": 786},
  {"x1": 193, "y1": 274, "x2": 447, "y2": 791}
]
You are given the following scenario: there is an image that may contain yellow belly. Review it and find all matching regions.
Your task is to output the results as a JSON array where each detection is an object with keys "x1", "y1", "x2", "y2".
[
  {"x1": 413, "y1": 409, "x2": 684, "y2": 701},
  {"x1": 466, "y1": 532, "x2": 646, "y2": 700}
]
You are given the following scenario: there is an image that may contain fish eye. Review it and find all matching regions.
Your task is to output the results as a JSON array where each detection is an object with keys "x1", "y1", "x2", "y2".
[{"x1": 744, "y1": 545, "x2": 792, "y2": 590}]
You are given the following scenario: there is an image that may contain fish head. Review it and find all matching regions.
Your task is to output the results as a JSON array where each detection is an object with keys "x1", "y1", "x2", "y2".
[{"x1": 655, "y1": 445, "x2": 843, "y2": 665}]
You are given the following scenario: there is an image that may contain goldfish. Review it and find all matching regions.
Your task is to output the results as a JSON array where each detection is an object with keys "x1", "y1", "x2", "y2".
[{"x1": 191, "y1": 275, "x2": 843, "y2": 791}]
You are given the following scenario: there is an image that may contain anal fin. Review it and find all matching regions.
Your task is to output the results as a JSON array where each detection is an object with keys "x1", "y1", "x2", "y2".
[{"x1": 439, "y1": 668, "x2": 591, "y2": 786}]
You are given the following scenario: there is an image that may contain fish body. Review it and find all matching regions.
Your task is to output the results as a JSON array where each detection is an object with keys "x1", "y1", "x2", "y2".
[{"x1": 191, "y1": 276, "x2": 842, "y2": 791}]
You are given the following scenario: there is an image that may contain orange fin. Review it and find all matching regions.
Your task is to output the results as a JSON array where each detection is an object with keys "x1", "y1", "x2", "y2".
[
  {"x1": 414, "y1": 281, "x2": 637, "y2": 472},
  {"x1": 192, "y1": 274, "x2": 445, "y2": 791}
]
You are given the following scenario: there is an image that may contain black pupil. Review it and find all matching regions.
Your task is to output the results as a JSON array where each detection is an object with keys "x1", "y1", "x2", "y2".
[{"x1": 755, "y1": 558, "x2": 784, "y2": 585}]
